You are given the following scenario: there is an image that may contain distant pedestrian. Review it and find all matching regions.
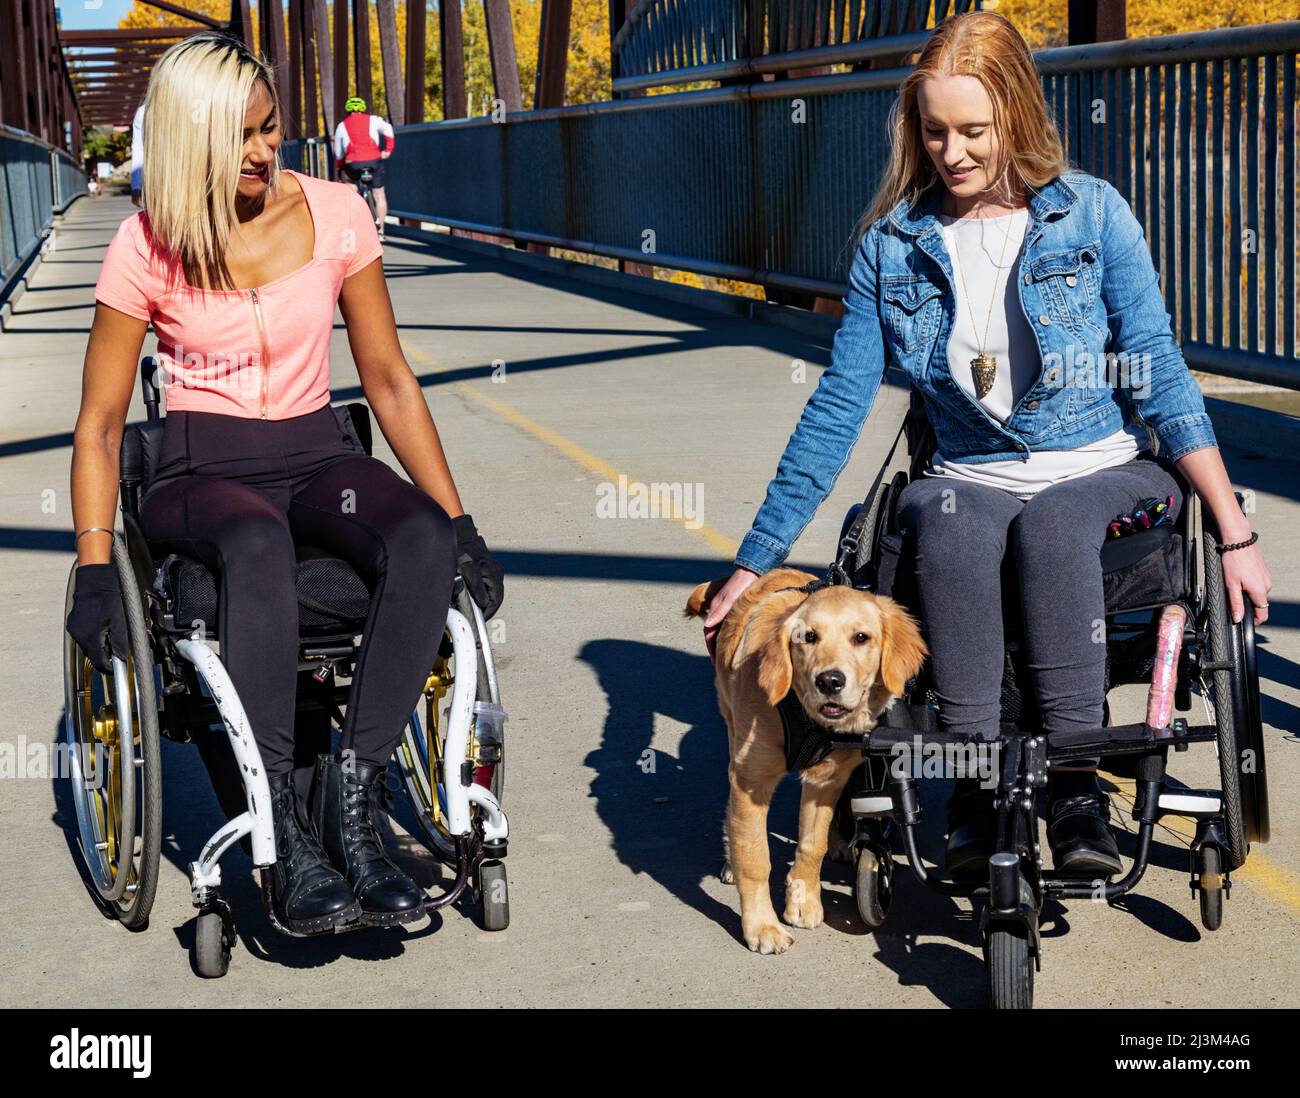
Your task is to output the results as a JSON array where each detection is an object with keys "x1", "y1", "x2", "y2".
[{"x1": 130, "y1": 102, "x2": 144, "y2": 207}]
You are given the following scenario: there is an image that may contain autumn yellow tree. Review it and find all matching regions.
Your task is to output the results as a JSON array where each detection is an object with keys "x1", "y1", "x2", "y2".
[{"x1": 120, "y1": 0, "x2": 236, "y2": 29}]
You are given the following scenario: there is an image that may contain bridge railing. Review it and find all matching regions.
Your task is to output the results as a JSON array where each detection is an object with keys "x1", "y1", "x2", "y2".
[
  {"x1": 612, "y1": 0, "x2": 983, "y2": 93},
  {"x1": 52, "y1": 147, "x2": 88, "y2": 214},
  {"x1": 383, "y1": 21, "x2": 1298, "y2": 390},
  {"x1": 281, "y1": 137, "x2": 333, "y2": 180},
  {"x1": 1, "y1": 124, "x2": 85, "y2": 299}
]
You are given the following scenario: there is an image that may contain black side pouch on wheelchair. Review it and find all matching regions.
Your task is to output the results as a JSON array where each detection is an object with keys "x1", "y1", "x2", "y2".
[{"x1": 1101, "y1": 526, "x2": 1184, "y2": 613}]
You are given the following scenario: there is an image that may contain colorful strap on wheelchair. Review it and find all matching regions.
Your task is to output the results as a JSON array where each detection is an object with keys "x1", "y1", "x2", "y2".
[{"x1": 1107, "y1": 494, "x2": 1175, "y2": 540}]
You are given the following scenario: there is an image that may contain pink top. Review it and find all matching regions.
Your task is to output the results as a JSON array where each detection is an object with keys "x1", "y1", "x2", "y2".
[{"x1": 94, "y1": 169, "x2": 384, "y2": 420}]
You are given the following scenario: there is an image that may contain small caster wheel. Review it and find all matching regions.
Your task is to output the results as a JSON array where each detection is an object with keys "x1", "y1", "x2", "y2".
[
  {"x1": 853, "y1": 844, "x2": 892, "y2": 930},
  {"x1": 195, "y1": 908, "x2": 233, "y2": 978},
  {"x1": 1197, "y1": 845, "x2": 1224, "y2": 932},
  {"x1": 478, "y1": 860, "x2": 509, "y2": 931},
  {"x1": 987, "y1": 924, "x2": 1033, "y2": 1009}
]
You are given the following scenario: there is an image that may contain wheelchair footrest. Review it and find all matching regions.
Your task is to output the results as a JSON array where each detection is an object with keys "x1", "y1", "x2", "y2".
[
  {"x1": 862, "y1": 719, "x2": 1216, "y2": 760},
  {"x1": 1046, "y1": 721, "x2": 1216, "y2": 761}
]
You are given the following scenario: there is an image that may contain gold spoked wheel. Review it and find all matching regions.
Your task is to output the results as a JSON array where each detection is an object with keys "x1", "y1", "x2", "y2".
[
  {"x1": 62, "y1": 535, "x2": 162, "y2": 928},
  {"x1": 395, "y1": 586, "x2": 501, "y2": 862}
]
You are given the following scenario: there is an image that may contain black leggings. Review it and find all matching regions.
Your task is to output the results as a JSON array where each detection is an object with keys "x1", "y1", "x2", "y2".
[{"x1": 139, "y1": 404, "x2": 457, "y2": 776}]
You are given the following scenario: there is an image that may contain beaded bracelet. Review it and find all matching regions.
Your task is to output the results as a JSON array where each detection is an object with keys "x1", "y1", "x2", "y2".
[{"x1": 1215, "y1": 531, "x2": 1259, "y2": 554}]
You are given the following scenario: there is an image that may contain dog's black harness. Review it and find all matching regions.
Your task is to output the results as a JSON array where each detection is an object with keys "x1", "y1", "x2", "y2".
[{"x1": 777, "y1": 689, "x2": 844, "y2": 772}]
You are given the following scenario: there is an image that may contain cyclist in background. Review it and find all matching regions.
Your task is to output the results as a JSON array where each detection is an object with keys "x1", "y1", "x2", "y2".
[{"x1": 333, "y1": 96, "x2": 394, "y2": 239}]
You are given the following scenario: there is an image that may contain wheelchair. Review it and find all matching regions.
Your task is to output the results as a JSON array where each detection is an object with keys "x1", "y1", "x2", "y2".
[
  {"x1": 827, "y1": 388, "x2": 1269, "y2": 1008},
  {"x1": 62, "y1": 357, "x2": 510, "y2": 978}
]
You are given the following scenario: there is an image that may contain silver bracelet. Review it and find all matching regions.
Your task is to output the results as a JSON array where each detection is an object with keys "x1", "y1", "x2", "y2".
[{"x1": 75, "y1": 526, "x2": 114, "y2": 542}]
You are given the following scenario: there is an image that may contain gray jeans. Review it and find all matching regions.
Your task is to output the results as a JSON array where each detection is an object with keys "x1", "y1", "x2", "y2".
[{"x1": 895, "y1": 454, "x2": 1181, "y2": 742}]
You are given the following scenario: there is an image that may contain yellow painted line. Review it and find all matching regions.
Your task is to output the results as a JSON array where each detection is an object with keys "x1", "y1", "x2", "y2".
[
  {"x1": 401, "y1": 339, "x2": 1300, "y2": 916},
  {"x1": 400, "y1": 337, "x2": 740, "y2": 557},
  {"x1": 1109, "y1": 775, "x2": 1300, "y2": 916}
]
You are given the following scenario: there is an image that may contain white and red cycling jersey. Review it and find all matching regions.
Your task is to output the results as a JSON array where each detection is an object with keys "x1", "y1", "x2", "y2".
[{"x1": 332, "y1": 112, "x2": 395, "y2": 164}]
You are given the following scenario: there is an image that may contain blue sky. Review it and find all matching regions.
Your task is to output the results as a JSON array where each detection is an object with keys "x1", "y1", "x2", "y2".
[{"x1": 57, "y1": 1, "x2": 137, "y2": 30}]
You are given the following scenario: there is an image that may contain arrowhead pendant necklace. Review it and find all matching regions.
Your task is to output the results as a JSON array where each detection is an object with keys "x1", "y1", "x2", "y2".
[{"x1": 953, "y1": 212, "x2": 1016, "y2": 400}]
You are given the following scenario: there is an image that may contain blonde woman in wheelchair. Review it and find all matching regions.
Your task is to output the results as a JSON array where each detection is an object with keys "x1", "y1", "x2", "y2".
[
  {"x1": 66, "y1": 32, "x2": 503, "y2": 934},
  {"x1": 704, "y1": 11, "x2": 1271, "y2": 880}
]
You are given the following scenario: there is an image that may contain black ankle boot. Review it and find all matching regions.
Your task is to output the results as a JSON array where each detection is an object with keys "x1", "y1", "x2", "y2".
[
  {"x1": 267, "y1": 772, "x2": 361, "y2": 934},
  {"x1": 944, "y1": 777, "x2": 998, "y2": 877},
  {"x1": 311, "y1": 754, "x2": 425, "y2": 926},
  {"x1": 1046, "y1": 770, "x2": 1123, "y2": 877}
]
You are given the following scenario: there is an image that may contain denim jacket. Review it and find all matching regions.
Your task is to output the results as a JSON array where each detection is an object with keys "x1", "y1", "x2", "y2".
[{"x1": 735, "y1": 170, "x2": 1217, "y2": 575}]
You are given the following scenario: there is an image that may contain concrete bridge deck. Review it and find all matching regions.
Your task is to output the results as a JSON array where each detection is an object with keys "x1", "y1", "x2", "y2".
[{"x1": 1, "y1": 195, "x2": 1296, "y2": 1007}]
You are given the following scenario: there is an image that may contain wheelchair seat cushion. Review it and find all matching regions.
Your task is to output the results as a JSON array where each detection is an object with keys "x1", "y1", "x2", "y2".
[{"x1": 158, "y1": 550, "x2": 372, "y2": 634}]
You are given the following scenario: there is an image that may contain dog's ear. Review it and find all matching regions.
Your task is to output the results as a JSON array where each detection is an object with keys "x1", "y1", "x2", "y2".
[
  {"x1": 753, "y1": 606, "x2": 797, "y2": 705},
  {"x1": 877, "y1": 597, "x2": 928, "y2": 696}
]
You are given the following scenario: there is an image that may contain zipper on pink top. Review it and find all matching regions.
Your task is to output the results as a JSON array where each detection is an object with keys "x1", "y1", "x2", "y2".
[{"x1": 250, "y1": 287, "x2": 272, "y2": 419}]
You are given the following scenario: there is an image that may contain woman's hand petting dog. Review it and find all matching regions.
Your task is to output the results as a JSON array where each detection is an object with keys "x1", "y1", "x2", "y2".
[
  {"x1": 701, "y1": 567, "x2": 758, "y2": 660},
  {"x1": 687, "y1": 569, "x2": 927, "y2": 954}
]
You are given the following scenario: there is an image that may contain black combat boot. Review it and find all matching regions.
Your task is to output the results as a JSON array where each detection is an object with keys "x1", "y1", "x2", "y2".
[
  {"x1": 944, "y1": 777, "x2": 998, "y2": 877},
  {"x1": 1046, "y1": 769, "x2": 1123, "y2": 877},
  {"x1": 267, "y1": 771, "x2": 361, "y2": 934},
  {"x1": 311, "y1": 754, "x2": 425, "y2": 926}
]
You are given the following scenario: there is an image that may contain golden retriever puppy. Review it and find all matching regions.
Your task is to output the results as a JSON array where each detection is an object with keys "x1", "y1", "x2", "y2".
[{"x1": 686, "y1": 568, "x2": 926, "y2": 954}]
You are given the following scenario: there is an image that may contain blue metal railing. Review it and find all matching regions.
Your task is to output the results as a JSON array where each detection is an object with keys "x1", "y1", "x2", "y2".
[
  {"x1": 1, "y1": 125, "x2": 86, "y2": 302},
  {"x1": 613, "y1": 0, "x2": 983, "y2": 91},
  {"x1": 384, "y1": 21, "x2": 1297, "y2": 389},
  {"x1": 52, "y1": 147, "x2": 87, "y2": 214},
  {"x1": 279, "y1": 138, "x2": 333, "y2": 179}
]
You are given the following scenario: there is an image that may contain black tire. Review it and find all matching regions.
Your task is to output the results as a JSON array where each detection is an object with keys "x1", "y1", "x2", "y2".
[
  {"x1": 478, "y1": 860, "x2": 509, "y2": 931},
  {"x1": 987, "y1": 924, "x2": 1034, "y2": 1010},
  {"x1": 1202, "y1": 524, "x2": 1266, "y2": 868},
  {"x1": 1198, "y1": 845, "x2": 1224, "y2": 932},
  {"x1": 112, "y1": 537, "x2": 162, "y2": 929},
  {"x1": 194, "y1": 911, "x2": 231, "y2": 978},
  {"x1": 853, "y1": 844, "x2": 892, "y2": 930}
]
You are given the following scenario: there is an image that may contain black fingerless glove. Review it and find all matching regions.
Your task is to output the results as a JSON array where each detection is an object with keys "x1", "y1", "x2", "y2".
[
  {"x1": 66, "y1": 563, "x2": 129, "y2": 675},
  {"x1": 451, "y1": 514, "x2": 504, "y2": 620}
]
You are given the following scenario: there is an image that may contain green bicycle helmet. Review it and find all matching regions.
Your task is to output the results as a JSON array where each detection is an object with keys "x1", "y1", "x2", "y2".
[{"x1": 344, "y1": 96, "x2": 367, "y2": 113}]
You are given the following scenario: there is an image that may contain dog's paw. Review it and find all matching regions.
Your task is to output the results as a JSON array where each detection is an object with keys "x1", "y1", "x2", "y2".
[
  {"x1": 783, "y1": 886, "x2": 825, "y2": 930},
  {"x1": 719, "y1": 859, "x2": 735, "y2": 885},
  {"x1": 744, "y1": 920, "x2": 795, "y2": 954},
  {"x1": 827, "y1": 830, "x2": 854, "y2": 865}
]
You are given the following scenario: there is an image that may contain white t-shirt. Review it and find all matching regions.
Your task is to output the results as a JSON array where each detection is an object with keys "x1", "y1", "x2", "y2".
[{"x1": 924, "y1": 207, "x2": 1146, "y2": 499}]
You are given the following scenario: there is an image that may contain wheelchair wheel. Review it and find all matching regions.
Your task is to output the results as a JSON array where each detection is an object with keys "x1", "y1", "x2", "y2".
[
  {"x1": 853, "y1": 843, "x2": 892, "y2": 930},
  {"x1": 1202, "y1": 523, "x2": 1270, "y2": 869},
  {"x1": 841, "y1": 472, "x2": 908, "y2": 589},
  {"x1": 987, "y1": 924, "x2": 1034, "y2": 1009},
  {"x1": 1197, "y1": 844, "x2": 1224, "y2": 932},
  {"x1": 61, "y1": 535, "x2": 162, "y2": 929},
  {"x1": 194, "y1": 905, "x2": 233, "y2": 979},
  {"x1": 394, "y1": 584, "x2": 502, "y2": 862},
  {"x1": 477, "y1": 860, "x2": 510, "y2": 931}
]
